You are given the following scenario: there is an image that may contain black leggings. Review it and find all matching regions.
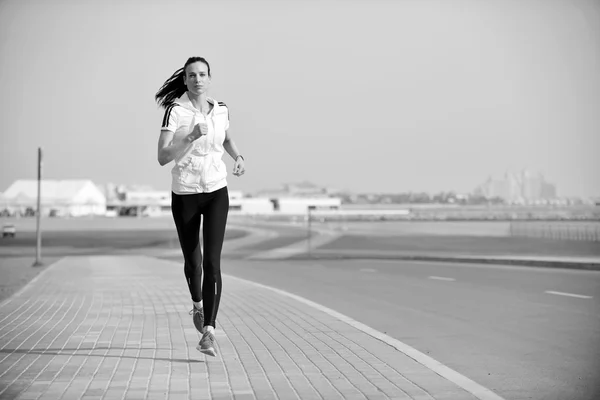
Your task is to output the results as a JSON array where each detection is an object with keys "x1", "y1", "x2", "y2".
[{"x1": 171, "y1": 187, "x2": 229, "y2": 328}]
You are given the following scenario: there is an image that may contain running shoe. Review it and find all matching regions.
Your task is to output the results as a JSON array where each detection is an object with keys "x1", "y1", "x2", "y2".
[
  {"x1": 189, "y1": 306, "x2": 204, "y2": 334},
  {"x1": 197, "y1": 330, "x2": 217, "y2": 357}
]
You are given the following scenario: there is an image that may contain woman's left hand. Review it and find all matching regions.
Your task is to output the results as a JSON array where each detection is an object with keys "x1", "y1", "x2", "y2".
[{"x1": 233, "y1": 157, "x2": 245, "y2": 177}]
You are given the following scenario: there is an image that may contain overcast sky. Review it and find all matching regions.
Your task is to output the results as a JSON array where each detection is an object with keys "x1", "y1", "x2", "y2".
[{"x1": 1, "y1": 0, "x2": 599, "y2": 197}]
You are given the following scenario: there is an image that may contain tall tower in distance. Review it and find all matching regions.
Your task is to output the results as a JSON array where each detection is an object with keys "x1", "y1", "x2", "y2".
[{"x1": 475, "y1": 169, "x2": 557, "y2": 204}]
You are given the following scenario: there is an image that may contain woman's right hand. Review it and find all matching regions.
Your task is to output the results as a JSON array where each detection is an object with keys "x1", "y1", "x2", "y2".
[{"x1": 188, "y1": 122, "x2": 208, "y2": 142}]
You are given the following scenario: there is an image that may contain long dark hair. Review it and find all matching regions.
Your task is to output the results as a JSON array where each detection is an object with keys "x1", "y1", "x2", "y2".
[{"x1": 155, "y1": 57, "x2": 211, "y2": 109}]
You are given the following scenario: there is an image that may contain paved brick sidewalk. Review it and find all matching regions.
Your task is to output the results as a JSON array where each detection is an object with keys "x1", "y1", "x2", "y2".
[{"x1": 0, "y1": 255, "x2": 487, "y2": 400}]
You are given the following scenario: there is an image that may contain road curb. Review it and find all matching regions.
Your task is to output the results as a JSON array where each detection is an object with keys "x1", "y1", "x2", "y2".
[{"x1": 285, "y1": 251, "x2": 600, "y2": 271}]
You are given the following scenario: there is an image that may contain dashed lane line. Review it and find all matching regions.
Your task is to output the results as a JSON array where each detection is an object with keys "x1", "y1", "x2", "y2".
[
  {"x1": 545, "y1": 290, "x2": 593, "y2": 299},
  {"x1": 428, "y1": 276, "x2": 456, "y2": 281}
]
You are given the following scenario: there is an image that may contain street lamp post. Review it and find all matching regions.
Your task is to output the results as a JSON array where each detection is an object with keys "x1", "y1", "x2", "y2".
[
  {"x1": 33, "y1": 147, "x2": 43, "y2": 267},
  {"x1": 307, "y1": 205, "x2": 316, "y2": 257}
]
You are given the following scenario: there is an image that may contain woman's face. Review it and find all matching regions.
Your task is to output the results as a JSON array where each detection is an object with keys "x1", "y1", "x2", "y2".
[{"x1": 184, "y1": 61, "x2": 211, "y2": 96}]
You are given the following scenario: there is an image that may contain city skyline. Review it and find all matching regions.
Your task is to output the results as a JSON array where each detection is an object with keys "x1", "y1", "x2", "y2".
[
  {"x1": 1, "y1": 0, "x2": 599, "y2": 198},
  {"x1": 474, "y1": 169, "x2": 557, "y2": 202}
]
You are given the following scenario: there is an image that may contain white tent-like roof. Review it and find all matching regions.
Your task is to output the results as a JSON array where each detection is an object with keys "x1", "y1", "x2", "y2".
[{"x1": 3, "y1": 180, "x2": 106, "y2": 206}]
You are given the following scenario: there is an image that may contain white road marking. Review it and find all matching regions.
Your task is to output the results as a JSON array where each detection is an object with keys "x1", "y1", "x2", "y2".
[
  {"x1": 355, "y1": 258, "x2": 600, "y2": 275},
  {"x1": 545, "y1": 290, "x2": 593, "y2": 299},
  {"x1": 428, "y1": 276, "x2": 456, "y2": 281},
  {"x1": 225, "y1": 273, "x2": 506, "y2": 400},
  {"x1": 360, "y1": 268, "x2": 377, "y2": 273}
]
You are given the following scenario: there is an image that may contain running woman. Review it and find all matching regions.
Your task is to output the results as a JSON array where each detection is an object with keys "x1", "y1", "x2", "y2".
[{"x1": 155, "y1": 56, "x2": 245, "y2": 357}]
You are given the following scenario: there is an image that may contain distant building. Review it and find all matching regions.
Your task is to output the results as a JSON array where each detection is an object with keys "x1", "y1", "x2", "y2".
[
  {"x1": 256, "y1": 181, "x2": 333, "y2": 198},
  {"x1": 230, "y1": 190, "x2": 341, "y2": 215},
  {"x1": 520, "y1": 170, "x2": 545, "y2": 201},
  {"x1": 238, "y1": 181, "x2": 341, "y2": 214},
  {"x1": 541, "y1": 182, "x2": 557, "y2": 199},
  {"x1": 2, "y1": 179, "x2": 106, "y2": 217},
  {"x1": 124, "y1": 190, "x2": 171, "y2": 206},
  {"x1": 229, "y1": 196, "x2": 274, "y2": 214},
  {"x1": 275, "y1": 197, "x2": 342, "y2": 214},
  {"x1": 119, "y1": 190, "x2": 172, "y2": 217},
  {"x1": 475, "y1": 170, "x2": 557, "y2": 203},
  {"x1": 285, "y1": 181, "x2": 330, "y2": 196},
  {"x1": 475, "y1": 177, "x2": 509, "y2": 199}
]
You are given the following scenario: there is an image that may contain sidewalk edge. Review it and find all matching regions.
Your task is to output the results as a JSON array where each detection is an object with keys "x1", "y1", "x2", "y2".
[
  {"x1": 287, "y1": 251, "x2": 600, "y2": 271},
  {"x1": 0, "y1": 256, "x2": 67, "y2": 309}
]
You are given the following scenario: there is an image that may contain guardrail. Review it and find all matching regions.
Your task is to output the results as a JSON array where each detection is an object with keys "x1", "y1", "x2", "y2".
[{"x1": 509, "y1": 221, "x2": 600, "y2": 242}]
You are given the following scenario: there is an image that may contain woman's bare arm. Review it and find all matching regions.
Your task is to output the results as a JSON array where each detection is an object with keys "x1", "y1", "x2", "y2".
[
  {"x1": 224, "y1": 130, "x2": 245, "y2": 176},
  {"x1": 223, "y1": 130, "x2": 241, "y2": 160}
]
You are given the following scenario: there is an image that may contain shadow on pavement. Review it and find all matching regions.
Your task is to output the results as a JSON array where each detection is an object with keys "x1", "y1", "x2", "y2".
[{"x1": 0, "y1": 347, "x2": 203, "y2": 363}]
